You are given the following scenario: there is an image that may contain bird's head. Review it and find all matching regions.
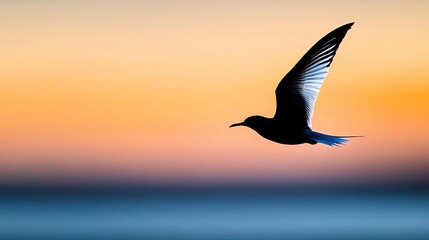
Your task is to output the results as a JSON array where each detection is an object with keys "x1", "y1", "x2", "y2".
[{"x1": 229, "y1": 115, "x2": 266, "y2": 129}]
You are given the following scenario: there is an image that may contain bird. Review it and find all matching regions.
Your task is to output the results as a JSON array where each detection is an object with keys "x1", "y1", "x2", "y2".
[{"x1": 230, "y1": 22, "x2": 359, "y2": 146}]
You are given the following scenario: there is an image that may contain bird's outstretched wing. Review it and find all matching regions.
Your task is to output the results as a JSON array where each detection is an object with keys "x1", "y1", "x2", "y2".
[{"x1": 274, "y1": 22, "x2": 354, "y2": 128}]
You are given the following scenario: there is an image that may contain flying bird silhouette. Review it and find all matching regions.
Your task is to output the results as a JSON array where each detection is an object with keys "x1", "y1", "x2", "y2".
[{"x1": 230, "y1": 22, "x2": 358, "y2": 146}]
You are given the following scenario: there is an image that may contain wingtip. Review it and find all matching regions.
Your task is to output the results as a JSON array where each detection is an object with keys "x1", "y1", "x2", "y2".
[
  {"x1": 326, "y1": 22, "x2": 354, "y2": 36},
  {"x1": 338, "y1": 22, "x2": 355, "y2": 29},
  {"x1": 342, "y1": 22, "x2": 355, "y2": 28}
]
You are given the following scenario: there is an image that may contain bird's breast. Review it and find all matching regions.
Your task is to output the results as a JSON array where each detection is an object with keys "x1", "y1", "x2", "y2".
[{"x1": 252, "y1": 124, "x2": 310, "y2": 145}]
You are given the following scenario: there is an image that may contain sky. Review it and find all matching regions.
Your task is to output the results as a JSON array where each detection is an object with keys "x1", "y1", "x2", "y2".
[{"x1": 0, "y1": 0, "x2": 428, "y2": 185}]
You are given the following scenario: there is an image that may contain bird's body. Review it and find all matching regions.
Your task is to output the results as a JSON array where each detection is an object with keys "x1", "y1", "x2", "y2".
[
  {"x1": 234, "y1": 116, "x2": 315, "y2": 145},
  {"x1": 230, "y1": 23, "x2": 358, "y2": 146}
]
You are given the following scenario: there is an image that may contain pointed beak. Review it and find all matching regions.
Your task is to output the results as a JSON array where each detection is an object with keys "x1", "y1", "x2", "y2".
[{"x1": 229, "y1": 122, "x2": 244, "y2": 128}]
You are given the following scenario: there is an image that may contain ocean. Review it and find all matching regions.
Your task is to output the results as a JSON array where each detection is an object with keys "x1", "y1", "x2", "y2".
[{"x1": 1, "y1": 185, "x2": 428, "y2": 240}]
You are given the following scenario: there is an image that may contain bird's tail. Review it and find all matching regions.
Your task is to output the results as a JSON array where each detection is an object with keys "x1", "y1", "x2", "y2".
[{"x1": 305, "y1": 130, "x2": 362, "y2": 146}]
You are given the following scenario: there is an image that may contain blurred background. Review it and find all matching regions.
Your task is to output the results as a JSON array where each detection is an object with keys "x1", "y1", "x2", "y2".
[{"x1": 0, "y1": 0, "x2": 428, "y2": 239}]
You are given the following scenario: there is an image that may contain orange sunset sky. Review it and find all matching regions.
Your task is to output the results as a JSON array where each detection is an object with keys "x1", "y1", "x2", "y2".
[{"x1": 0, "y1": 0, "x2": 428, "y2": 184}]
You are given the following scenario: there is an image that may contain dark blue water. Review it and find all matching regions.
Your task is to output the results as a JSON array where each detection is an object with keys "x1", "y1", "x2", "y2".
[{"x1": 1, "y1": 189, "x2": 429, "y2": 240}]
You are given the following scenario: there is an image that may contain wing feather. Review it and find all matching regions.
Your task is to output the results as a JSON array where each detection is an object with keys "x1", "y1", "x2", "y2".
[{"x1": 274, "y1": 22, "x2": 354, "y2": 128}]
